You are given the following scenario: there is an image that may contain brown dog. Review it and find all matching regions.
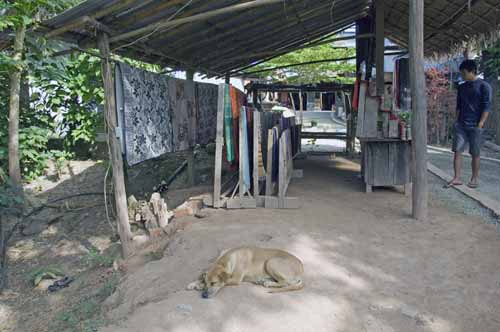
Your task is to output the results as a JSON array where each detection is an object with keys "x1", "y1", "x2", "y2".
[{"x1": 187, "y1": 246, "x2": 304, "y2": 298}]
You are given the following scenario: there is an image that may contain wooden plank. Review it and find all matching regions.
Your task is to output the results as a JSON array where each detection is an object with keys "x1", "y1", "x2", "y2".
[
  {"x1": 253, "y1": 111, "x2": 260, "y2": 201},
  {"x1": 373, "y1": 143, "x2": 390, "y2": 186},
  {"x1": 409, "y1": 0, "x2": 428, "y2": 221},
  {"x1": 97, "y1": 33, "x2": 133, "y2": 258},
  {"x1": 278, "y1": 131, "x2": 286, "y2": 208},
  {"x1": 213, "y1": 84, "x2": 225, "y2": 208},
  {"x1": 265, "y1": 128, "x2": 274, "y2": 197},
  {"x1": 239, "y1": 108, "x2": 245, "y2": 200},
  {"x1": 375, "y1": 0, "x2": 385, "y2": 96},
  {"x1": 226, "y1": 197, "x2": 257, "y2": 209},
  {"x1": 264, "y1": 196, "x2": 280, "y2": 209},
  {"x1": 364, "y1": 96, "x2": 379, "y2": 138},
  {"x1": 356, "y1": 81, "x2": 367, "y2": 137}
]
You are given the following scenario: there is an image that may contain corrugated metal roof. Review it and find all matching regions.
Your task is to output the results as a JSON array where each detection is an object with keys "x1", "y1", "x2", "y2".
[{"x1": 38, "y1": 0, "x2": 500, "y2": 76}]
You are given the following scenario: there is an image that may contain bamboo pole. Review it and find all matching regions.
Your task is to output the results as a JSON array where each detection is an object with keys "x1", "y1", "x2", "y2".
[
  {"x1": 97, "y1": 33, "x2": 134, "y2": 257},
  {"x1": 409, "y1": 0, "x2": 428, "y2": 221}
]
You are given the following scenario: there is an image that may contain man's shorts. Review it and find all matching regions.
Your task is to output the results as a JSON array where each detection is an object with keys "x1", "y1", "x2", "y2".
[{"x1": 452, "y1": 122, "x2": 484, "y2": 157}]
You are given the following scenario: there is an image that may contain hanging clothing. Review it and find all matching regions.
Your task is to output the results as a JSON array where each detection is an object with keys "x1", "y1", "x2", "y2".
[
  {"x1": 241, "y1": 107, "x2": 251, "y2": 191},
  {"x1": 224, "y1": 84, "x2": 235, "y2": 162},
  {"x1": 169, "y1": 78, "x2": 196, "y2": 152},
  {"x1": 272, "y1": 126, "x2": 279, "y2": 183},
  {"x1": 195, "y1": 82, "x2": 218, "y2": 145},
  {"x1": 116, "y1": 62, "x2": 173, "y2": 166}
]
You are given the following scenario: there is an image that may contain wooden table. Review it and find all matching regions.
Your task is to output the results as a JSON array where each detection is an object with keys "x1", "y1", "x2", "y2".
[{"x1": 360, "y1": 138, "x2": 412, "y2": 194}]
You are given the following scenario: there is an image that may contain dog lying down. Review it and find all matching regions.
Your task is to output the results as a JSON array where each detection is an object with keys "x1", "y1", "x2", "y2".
[{"x1": 187, "y1": 246, "x2": 304, "y2": 298}]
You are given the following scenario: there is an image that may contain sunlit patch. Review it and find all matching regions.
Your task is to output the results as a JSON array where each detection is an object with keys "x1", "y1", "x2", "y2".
[
  {"x1": 51, "y1": 239, "x2": 89, "y2": 256},
  {"x1": 0, "y1": 303, "x2": 15, "y2": 330},
  {"x1": 8, "y1": 239, "x2": 45, "y2": 261},
  {"x1": 87, "y1": 236, "x2": 112, "y2": 251}
]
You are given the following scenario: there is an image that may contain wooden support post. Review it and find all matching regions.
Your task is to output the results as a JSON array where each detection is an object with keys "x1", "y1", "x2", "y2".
[
  {"x1": 186, "y1": 70, "x2": 195, "y2": 187},
  {"x1": 225, "y1": 73, "x2": 230, "y2": 84},
  {"x1": 376, "y1": 0, "x2": 385, "y2": 96},
  {"x1": 299, "y1": 90, "x2": 303, "y2": 153},
  {"x1": 409, "y1": 0, "x2": 428, "y2": 221},
  {"x1": 213, "y1": 84, "x2": 225, "y2": 208},
  {"x1": 97, "y1": 33, "x2": 133, "y2": 257}
]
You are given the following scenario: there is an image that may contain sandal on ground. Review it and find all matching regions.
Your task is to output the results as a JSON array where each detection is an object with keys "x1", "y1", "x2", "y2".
[
  {"x1": 467, "y1": 182, "x2": 479, "y2": 189},
  {"x1": 443, "y1": 181, "x2": 462, "y2": 189}
]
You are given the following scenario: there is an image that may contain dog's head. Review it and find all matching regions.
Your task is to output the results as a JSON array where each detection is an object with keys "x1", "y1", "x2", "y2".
[{"x1": 202, "y1": 264, "x2": 228, "y2": 299}]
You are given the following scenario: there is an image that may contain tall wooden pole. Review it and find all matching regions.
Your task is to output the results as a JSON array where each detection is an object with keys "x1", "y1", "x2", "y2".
[
  {"x1": 409, "y1": 0, "x2": 428, "y2": 221},
  {"x1": 375, "y1": 0, "x2": 385, "y2": 96},
  {"x1": 186, "y1": 69, "x2": 195, "y2": 187},
  {"x1": 97, "y1": 33, "x2": 134, "y2": 257}
]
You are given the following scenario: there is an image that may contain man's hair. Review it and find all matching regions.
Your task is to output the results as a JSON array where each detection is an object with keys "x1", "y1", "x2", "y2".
[{"x1": 459, "y1": 59, "x2": 477, "y2": 74}]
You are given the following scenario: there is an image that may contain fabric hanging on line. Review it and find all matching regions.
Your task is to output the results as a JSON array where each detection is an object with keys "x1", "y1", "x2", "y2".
[
  {"x1": 241, "y1": 107, "x2": 251, "y2": 191},
  {"x1": 230, "y1": 86, "x2": 245, "y2": 163},
  {"x1": 169, "y1": 78, "x2": 196, "y2": 152},
  {"x1": 224, "y1": 84, "x2": 235, "y2": 162},
  {"x1": 117, "y1": 62, "x2": 173, "y2": 166},
  {"x1": 272, "y1": 126, "x2": 279, "y2": 183},
  {"x1": 195, "y1": 82, "x2": 218, "y2": 145}
]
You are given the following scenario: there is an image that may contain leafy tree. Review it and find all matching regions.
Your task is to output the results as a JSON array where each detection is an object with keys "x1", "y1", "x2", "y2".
[{"x1": 245, "y1": 44, "x2": 356, "y2": 84}]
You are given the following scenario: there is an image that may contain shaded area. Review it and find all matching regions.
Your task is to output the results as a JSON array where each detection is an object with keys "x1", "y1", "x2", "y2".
[{"x1": 101, "y1": 155, "x2": 500, "y2": 332}]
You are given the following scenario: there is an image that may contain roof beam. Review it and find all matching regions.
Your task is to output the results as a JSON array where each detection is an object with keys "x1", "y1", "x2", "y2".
[
  {"x1": 109, "y1": 0, "x2": 285, "y2": 44},
  {"x1": 425, "y1": 0, "x2": 482, "y2": 41}
]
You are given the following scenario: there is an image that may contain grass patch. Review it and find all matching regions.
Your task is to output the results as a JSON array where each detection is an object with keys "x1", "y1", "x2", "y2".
[
  {"x1": 85, "y1": 247, "x2": 115, "y2": 269},
  {"x1": 53, "y1": 273, "x2": 120, "y2": 332}
]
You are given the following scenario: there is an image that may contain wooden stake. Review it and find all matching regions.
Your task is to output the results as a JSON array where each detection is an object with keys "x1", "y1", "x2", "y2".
[
  {"x1": 375, "y1": 0, "x2": 385, "y2": 96},
  {"x1": 213, "y1": 84, "x2": 225, "y2": 208},
  {"x1": 409, "y1": 0, "x2": 428, "y2": 221},
  {"x1": 97, "y1": 33, "x2": 134, "y2": 257}
]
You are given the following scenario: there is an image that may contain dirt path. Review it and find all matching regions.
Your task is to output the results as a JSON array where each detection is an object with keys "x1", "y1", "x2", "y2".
[{"x1": 101, "y1": 156, "x2": 500, "y2": 332}]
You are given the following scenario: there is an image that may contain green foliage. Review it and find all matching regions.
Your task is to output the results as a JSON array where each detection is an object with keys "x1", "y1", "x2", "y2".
[
  {"x1": 28, "y1": 266, "x2": 65, "y2": 285},
  {"x1": 484, "y1": 42, "x2": 500, "y2": 71},
  {"x1": 246, "y1": 44, "x2": 356, "y2": 84},
  {"x1": 0, "y1": 175, "x2": 24, "y2": 208},
  {"x1": 85, "y1": 247, "x2": 115, "y2": 269}
]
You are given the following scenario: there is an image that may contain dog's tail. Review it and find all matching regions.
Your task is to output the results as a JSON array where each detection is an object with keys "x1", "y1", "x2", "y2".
[{"x1": 268, "y1": 279, "x2": 304, "y2": 294}]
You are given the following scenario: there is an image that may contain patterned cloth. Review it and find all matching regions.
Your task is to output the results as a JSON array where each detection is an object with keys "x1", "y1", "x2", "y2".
[
  {"x1": 117, "y1": 62, "x2": 173, "y2": 166},
  {"x1": 224, "y1": 84, "x2": 235, "y2": 163},
  {"x1": 169, "y1": 78, "x2": 195, "y2": 152},
  {"x1": 195, "y1": 82, "x2": 218, "y2": 145}
]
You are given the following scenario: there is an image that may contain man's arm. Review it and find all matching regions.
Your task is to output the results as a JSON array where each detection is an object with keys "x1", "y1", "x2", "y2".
[
  {"x1": 456, "y1": 86, "x2": 461, "y2": 121},
  {"x1": 478, "y1": 82, "x2": 493, "y2": 128}
]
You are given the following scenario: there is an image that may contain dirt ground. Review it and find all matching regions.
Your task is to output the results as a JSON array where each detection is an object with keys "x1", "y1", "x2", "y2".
[
  {"x1": 97, "y1": 155, "x2": 500, "y2": 332},
  {"x1": 0, "y1": 150, "x2": 217, "y2": 332}
]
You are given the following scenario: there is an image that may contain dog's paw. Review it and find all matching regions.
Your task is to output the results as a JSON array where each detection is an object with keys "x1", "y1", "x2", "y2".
[{"x1": 263, "y1": 280, "x2": 276, "y2": 288}]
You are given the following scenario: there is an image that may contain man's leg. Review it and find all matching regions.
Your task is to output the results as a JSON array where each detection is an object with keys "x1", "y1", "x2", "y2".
[
  {"x1": 451, "y1": 152, "x2": 463, "y2": 184},
  {"x1": 470, "y1": 156, "x2": 480, "y2": 186},
  {"x1": 448, "y1": 123, "x2": 465, "y2": 186},
  {"x1": 468, "y1": 127, "x2": 483, "y2": 188}
]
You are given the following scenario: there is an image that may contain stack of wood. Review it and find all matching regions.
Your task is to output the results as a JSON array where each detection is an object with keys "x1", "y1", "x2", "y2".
[{"x1": 127, "y1": 193, "x2": 173, "y2": 240}]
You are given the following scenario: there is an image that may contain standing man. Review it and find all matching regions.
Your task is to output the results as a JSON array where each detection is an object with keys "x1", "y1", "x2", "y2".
[{"x1": 447, "y1": 59, "x2": 492, "y2": 189}]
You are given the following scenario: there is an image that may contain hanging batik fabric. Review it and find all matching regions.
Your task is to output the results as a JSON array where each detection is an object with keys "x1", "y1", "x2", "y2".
[
  {"x1": 223, "y1": 84, "x2": 234, "y2": 162},
  {"x1": 230, "y1": 86, "x2": 242, "y2": 162},
  {"x1": 195, "y1": 82, "x2": 218, "y2": 145},
  {"x1": 241, "y1": 107, "x2": 251, "y2": 191},
  {"x1": 169, "y1": 78, "x2": 196, "y2": 152},
  {"x1": 117, "y1": 62, "x2": 173, "y2": 166}
]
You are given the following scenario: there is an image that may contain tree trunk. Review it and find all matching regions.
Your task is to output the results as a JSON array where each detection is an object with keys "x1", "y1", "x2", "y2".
[{"x1": 8, "y1": 24, "x2": 26, "y2": 186}]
